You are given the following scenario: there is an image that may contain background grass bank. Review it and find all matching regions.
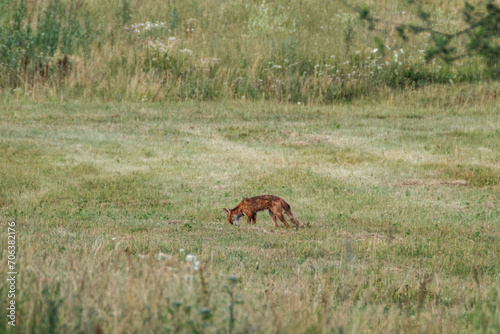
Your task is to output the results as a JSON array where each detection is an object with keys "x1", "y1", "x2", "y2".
[{"x1": 1, "y1": 0, "x2": 498, "y2": 103}]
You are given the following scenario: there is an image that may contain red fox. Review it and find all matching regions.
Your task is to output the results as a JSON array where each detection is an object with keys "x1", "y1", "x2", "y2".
[{"x1": 223, "y1": 195, "x2": 304, "y2": 228}]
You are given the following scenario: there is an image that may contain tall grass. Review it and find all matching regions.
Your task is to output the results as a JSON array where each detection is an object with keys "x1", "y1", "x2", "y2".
[{"x1": 0, "y1": 0, "x2": 495, "y2": 103}]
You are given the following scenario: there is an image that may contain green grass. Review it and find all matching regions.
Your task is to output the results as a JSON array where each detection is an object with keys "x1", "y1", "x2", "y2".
[{"x1": 0, "y1": 85, "x2": 499, "y2": 333}]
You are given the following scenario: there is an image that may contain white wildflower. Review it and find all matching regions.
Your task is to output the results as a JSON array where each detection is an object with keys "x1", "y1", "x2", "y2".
[{"x1": 193, "y1": 260, "x2": 201, "y2": 271}]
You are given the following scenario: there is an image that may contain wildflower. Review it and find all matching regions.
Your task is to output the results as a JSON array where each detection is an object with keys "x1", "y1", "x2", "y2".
[
  {"x1": 186, "y1": 254, "x2": 196, "y2": 262},
  {"x1": 179, "y1": 248, "x2": 185, "y2": 253},
  {"x1": 180, "y1": 49, "x2": 193, "y2": 55},
  {"x1": 372, "y1": 48, "x2": 378, "y2": 53},
  {"x1": 193, "y1": 260, "x2": 201, "y2": 271}
]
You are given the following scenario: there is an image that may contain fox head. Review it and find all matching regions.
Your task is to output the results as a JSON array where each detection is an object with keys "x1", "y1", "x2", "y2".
[{"x1": 223, "y1": 208, "x2": 244, "y2": 226}]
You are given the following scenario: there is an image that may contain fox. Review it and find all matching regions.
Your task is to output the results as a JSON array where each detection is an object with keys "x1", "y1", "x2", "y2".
[{"x1": 223, "y1": 195, "x2": 304, "y2": 228}]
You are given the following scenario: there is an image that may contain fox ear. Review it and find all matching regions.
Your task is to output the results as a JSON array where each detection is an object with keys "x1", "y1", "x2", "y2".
[{"x1": 223, "y1": 208, "x2": 230, "y2": 215}]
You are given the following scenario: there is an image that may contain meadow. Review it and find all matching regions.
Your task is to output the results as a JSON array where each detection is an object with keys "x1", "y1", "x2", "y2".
[
  {"x1": 1, "y1": 0, "x2": 499, "y2": 333},
  {"x1": 0, "y1": 84, "x2": 499, "y2": 333}
]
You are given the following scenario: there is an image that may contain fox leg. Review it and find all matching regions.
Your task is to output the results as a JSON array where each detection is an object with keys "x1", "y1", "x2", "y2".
[
  {"x1": 268, "y1": 210, "x2": 279, "y2": 228},
  {"x1": 275, "y1": 211, "x2": 290, "y2": 228},
  {"x1": 251, "y1": 214, "x2": 257, "y2": 225}
]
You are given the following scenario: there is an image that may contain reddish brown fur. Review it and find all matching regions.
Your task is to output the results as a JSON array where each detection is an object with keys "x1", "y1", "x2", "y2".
[{"x1": 223, "y1": 195, "x2": 304, "y2": 228}]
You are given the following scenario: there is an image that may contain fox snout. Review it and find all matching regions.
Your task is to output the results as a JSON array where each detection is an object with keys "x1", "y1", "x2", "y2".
[
  {"x1": 223, "y1": 208, "x2": 234, "y2": 225},
  {"x1": 223, "y1": 208, "x2": 242, "y2": 226}
]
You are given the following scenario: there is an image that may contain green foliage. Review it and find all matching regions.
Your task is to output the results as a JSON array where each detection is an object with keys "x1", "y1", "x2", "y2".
[
  {"x1": 117, "y1": 0, "x2": 133, "y2": 26},
  {"x1": 0, "y1": 0, "x2": 93, "y2": 86},
  {"x1": 357, "y1": 0, "x2": 500, "y2": 75},
  {"x1": 169, "y1": 8, "x2": 181, "y2": 31},
  {"x1": 35, "y1": 0, "x2": 61, "y2": 58},
  {"x1": 0, "y1": 0, "x2": 498, "y2": 102}
]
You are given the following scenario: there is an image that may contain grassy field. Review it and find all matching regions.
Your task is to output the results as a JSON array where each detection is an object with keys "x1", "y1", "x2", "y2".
[{"x1": 0, "y1": 84, "x2": 499, "y2": 333}]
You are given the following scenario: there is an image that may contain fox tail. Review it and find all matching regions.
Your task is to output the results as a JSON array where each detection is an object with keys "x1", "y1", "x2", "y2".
[{"x1": 281, "y1": 199, "x2": 304, "y2": 228}]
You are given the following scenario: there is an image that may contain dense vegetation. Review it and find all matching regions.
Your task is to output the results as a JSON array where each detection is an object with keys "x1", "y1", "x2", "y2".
[{"x1": 0, "y1": 0, "x2": 498, "y2": 103}]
